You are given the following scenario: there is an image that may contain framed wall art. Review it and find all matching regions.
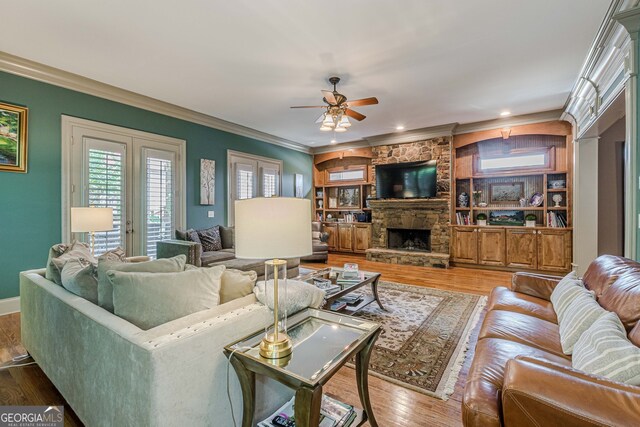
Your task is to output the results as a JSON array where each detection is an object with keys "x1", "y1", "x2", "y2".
[
  {"x1": 489, "y1": 182, "x2": 523, "y2": 204},
  {"x1": 0, "y1": 102, "x2": 28, "y2": 173},
  {"x1": 294, "y1": 173, "x2": 303, "y2": 198},
  {"x1": 200, "y1": 159, "x2": 215, "y2": 205}
]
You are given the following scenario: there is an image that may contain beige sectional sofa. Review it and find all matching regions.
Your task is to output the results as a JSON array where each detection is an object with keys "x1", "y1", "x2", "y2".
[{"x1": 20, "y1": 268, "x2": 295, "y2": 426}]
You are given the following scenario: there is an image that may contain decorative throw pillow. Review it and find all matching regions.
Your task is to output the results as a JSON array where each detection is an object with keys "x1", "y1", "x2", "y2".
[
  {"x1": 198, "y1": 226, "x2": 222, "y2": 252},
  {"x1": 109, "y1": 264, "x2": 225, "y2": 330},
  {"x1": 60, "y1": 258, "x2": 99, "y2": 303},
  {"x1": 47, "y1": 241, "x2": 96, "y2": 285},
  {"x1": 254, "y1": 279, "x2": 325, "y2": 314},
  {"x1": 550, "y1": 271, "x2": 593, "y2": 323},
  {"x1": 175, "y1": 229, "x2": 193, "y2": 241},
  {"x1": 220, "y1": 268, "x2": 257, "y2": 304},
  {"x1": 97, "y1": 254, "x2": 187, "y2": 312},
  {"x1": 312, "y1": 231, "x2": 322, "y2": 240},
  {"x1": 558, "y1": 291, "x2": 607, "y2": 355},
  {"x1": 573, "y1": 311, "x2": 640, "y2": 385},
  {"x1": 186, "y1": 230, "x2": 202, "y2": 244},
  {"x1": 219, "y1": 226, "x2": 235, "y2": 249},
  {"x1": 45, "y1": 243, "x2": 69, "y2": 282},
  {"x1": 99, "y1": 247, "x2": 127, "y2": 262}
]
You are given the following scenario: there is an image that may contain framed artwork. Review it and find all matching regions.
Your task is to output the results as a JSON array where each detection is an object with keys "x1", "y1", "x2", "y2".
[
  {"x1": 0, "y1": 102, "x2": 28, "y2": 173},
  {"x1": 294, "y1": 173, "x2": 303, "y2": 198},
  {"x1": 489, "y1": 182, "x2": 524, "y2": 204},
  {"x1": 337, "y1": 187, "x2": 360, "y2": 208},
  {"x1": 200, "y1": 159, "x2": 215, "y2": 205},
  {"x1": 488, "y1": 210, "x2": 525, "y2": 226}
]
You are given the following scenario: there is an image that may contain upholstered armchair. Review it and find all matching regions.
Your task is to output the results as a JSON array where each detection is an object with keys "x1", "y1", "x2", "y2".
[{"x1": 301, "y1": 221, "x2": 329, "y2": 262}]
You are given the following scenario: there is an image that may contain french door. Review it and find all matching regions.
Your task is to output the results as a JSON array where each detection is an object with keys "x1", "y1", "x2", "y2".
[{"x1": 62, "y1": 116, "x2": 186, "y2": 258}]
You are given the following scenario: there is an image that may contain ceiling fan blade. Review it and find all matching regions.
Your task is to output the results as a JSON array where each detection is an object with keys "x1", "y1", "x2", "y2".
[
  {"x1": 290, "y1": 105, "x2": 326, "y2": 109},
  {"x1": 315, "y1": 113, "x2": 325, "y2": 123},
  {"x1": 346, "y1": 97, "x2": 379, "y2": 107},
  {"x1": 321, "y1": 90, "x2": 337, "y2": 105},
  {"x1": 345, "y1": 108, "x2": 366, "y2": 121}
]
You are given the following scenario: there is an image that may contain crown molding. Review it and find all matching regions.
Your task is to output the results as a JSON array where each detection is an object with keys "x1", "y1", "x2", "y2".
[
  {"x1": 0, "y1": 51, "x2": 311, "y2": 154},
  {"x1": 311, "y1": 140, "x2": 371, "y2": 154},
  {"x1": 454, "y1": 109, "x2": 563, "y2": 135},
  {"x1": 614, "y1": 5, "x2": 640, "y2": 36},
  {"x1": 365, "y1": 123, "x2": 457, "y2": 146}
]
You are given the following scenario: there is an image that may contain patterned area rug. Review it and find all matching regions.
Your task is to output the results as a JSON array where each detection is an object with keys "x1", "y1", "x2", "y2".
[{"x1": 349, "y1": 281, "x2": 486, "y2": 400}]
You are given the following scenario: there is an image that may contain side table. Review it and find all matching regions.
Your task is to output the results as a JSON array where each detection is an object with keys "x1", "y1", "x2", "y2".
[{"x1": 224, "y1": 308, "x2": 381, "y2": 427}]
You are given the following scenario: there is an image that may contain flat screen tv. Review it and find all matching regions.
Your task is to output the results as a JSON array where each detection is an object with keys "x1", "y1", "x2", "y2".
[{"x1": 375, "y1": 160, "x2": 437, "y2": 199}]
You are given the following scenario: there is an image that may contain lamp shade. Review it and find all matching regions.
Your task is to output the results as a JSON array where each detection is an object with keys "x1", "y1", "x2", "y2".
[
  {"x1": 71, "y1": 207, "x2": 114, "y2": 232},
  {"x1": 235, "y1": 198, "x2": 312, "y2": 259}
]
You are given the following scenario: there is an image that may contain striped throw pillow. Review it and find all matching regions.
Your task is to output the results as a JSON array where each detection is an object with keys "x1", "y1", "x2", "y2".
[
  {"x1": 558, "y1": 292, "x2": 607, "y2": 355},
  {"x1": 573, "y1": 312, "x2": 640, "y2": 385},
  {"x1": 550, "y1": 271, "x2": 593, "y2": 323}
]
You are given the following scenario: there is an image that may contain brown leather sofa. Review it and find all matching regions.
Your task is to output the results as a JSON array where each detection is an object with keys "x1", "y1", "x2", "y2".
[{"x1": 462, "y1": 255, "x2": 640, "y2": 426}]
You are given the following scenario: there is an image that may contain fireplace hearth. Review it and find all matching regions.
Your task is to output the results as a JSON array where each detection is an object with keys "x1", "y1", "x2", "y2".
[{"x1": 388, "y1": 228, "x2": 431, "y2": 252}]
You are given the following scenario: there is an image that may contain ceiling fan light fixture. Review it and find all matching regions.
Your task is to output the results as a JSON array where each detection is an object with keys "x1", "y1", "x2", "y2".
[
  {"x1": 322, "y1": 114, "x2": 335, "y2": 127},
  {"x1": 334, "y1": 126, "x2": 347, "y2": 133},
  {"x1": 338, "y1": 116, "x2": 351, "y2": 128},
  {"x1": 319, "y1": 125, "x2": 332, "y2": 131}
]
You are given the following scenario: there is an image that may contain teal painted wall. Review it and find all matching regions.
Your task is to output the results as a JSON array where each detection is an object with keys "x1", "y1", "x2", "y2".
[{"x1": 0, "y1": 71, "x2": 312, "y2": 299}]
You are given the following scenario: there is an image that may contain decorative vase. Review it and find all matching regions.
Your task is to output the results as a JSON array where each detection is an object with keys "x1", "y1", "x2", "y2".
[
  {"x1": 458, "y1": 192, "x2": 469, "y2": 208},
  {"x1": 477, "y1": 219, "x2": 487, "y2": 226},
  {"x1": 318, "y1": 200, "x2": 323, "y2": 209},
  {"x1": 519, "y1": 197, "x2": 527, "y2": 207}
]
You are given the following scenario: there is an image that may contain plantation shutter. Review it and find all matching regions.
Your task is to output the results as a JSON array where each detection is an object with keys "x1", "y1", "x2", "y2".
[
  {"x1": 236, "y1": 163, "x2": 256, "y2": 200},
  {"x1": 85, "y1": 139, "x2": 126, "y2": 254},
  {"x1": 143, "y1": 149, "x2": 175, "y2": 258},
  {"x1": 261, "y1": 166, "x2": 279, "y2": 197}
]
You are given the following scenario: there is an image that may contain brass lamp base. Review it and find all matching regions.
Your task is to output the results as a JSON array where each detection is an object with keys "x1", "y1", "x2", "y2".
[{"x1": 259, "y1": 331, "x2": 293, "y2": 359}]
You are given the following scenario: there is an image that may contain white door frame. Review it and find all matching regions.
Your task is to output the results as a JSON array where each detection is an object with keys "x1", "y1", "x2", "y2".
[{"x1": 61, "y1": 115, "x2": 186, "y2": 251}]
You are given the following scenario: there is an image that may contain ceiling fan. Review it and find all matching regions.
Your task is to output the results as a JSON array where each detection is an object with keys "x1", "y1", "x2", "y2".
[{"x1": 290, "y1": 77, "x2": 379, "y2": 133}]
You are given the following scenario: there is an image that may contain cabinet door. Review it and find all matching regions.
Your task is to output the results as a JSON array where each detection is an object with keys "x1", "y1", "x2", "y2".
[
  {"x1": 506, "y1": 229, "x2": 538, "y2": 269},
  {"x1": 338, "y1": 224, "x2": 354, "y2": 252},
  {"x1": 537, "y1": 229, "x2": 572, "y2": 272},
  {"x1": 478, "y1": 228, "x2": 506, "y2": 266},
  {"x1": 452, "y1": 227, "x2": 478, "y2": 264},
  {"x1": 323, "y1": 224, "x2": 337, "y2": 251},
  {"x1": 354, "y1": 224, "x2": 371, "y2": 253}
]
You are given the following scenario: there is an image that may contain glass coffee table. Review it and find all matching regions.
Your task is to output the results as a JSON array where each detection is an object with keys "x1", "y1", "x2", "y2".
[
  {"x1": 298, "y1": 268, "x2": 384, "y2": 314},
  {"x1": 224, "y1": 308, "x2": 381, "y2": 427}
]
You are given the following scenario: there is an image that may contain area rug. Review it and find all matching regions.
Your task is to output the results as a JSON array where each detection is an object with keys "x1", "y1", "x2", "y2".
[{"x1": 348, "y1": 281, "x2": 486, "y2": 400}]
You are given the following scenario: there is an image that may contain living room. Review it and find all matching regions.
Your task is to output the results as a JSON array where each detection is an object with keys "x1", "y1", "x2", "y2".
[{"x1": 1, "y1": 1, "x2": 639, "y2": 426}]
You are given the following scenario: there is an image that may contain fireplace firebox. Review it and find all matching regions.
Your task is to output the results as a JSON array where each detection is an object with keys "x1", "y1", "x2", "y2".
[{"x1": 387, "y1": 228, "x2": 431, "y2": 252}]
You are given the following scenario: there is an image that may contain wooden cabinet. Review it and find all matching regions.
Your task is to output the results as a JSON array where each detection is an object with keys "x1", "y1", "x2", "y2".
[
  {"x1": 323, "y1": 223, "x2": 371, "y2": 254},
  {"x1": 478, "y1": 228, "x2": 505, "y2": 266},
  {"x1": 537, "y1": 229, "x2": 572, "y2": 272},
  {"x1": 452, "y1": 227, "x2": 478, "y2": 264},
  {"x1": 324, "y1": 223, "x2": 337, "y2": 251},
  {"x1": 506, "y1": 228, "x2": 538, "y2": 269},
  {"x1": 451, "y1": 226, "x2": 571, "y2": 272},
  {"x1": 354, "y1": 224, "x2": 371, "y2": 253},
  {"x1": 338, "y1": 224, "x2": 354, "y2": 252}
]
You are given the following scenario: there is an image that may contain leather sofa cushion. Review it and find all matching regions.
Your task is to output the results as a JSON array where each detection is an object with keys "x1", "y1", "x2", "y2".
[
  {"x1": 487, "y1": 287, "x2": 557, "y2": 323},
  {"x1": 463, "y1": 338, "x2": 571, "y2": 427},
  {"x1": 582, "y1": 255, "x2": 628, "y2": 298},
  {"x1": 200, "y1": 251, "x2": 235, "y2": 266},
  {"x1": 598, "y1": 273, "x2": 640, "y2": 332},
  {"x1": 630, "y1": 322, "x2": 640, "y2": 347},
  {"x1": 479, "y1": 310, "x2": 567, "y2": 358},
  {"x1": 312, "y1": 242, "x2": 328, "y2": 252}
]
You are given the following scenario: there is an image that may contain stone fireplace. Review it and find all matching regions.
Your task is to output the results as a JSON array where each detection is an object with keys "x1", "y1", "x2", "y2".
[
  {"x1": 387, "y1": 228, "x2": 431, "y2": 252},
  {"x1": 366, "y1": 198, "x2": 450, "y2": 268}
]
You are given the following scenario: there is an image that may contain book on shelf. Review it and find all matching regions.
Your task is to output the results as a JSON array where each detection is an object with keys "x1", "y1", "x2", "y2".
[
  {"x1": 258, "y1": 395, "x2": 356, "y2": 427},
  {"x1": 547, "y1": 211, "x2": 567, "y2": 228},
  {"x1": 456, "y1": 212, "x2": 470, "y2": 225}
]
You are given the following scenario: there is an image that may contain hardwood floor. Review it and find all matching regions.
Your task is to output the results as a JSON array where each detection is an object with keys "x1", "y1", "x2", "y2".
[{"x1": 0, "y1": 254, "x2": 512, "y2": 426}]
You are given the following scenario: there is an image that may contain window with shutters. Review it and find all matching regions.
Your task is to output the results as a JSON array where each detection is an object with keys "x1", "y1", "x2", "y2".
[
  {"x1": 227, "y1": 150, "x2": 282, "y2": 224},
  {"x1": 63, "y1": 116, "x2": 186, "y2": 257}
]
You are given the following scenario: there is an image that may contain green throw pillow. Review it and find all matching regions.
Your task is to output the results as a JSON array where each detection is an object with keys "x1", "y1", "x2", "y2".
[
  {"x1": 109, "y1": 265, "x2": 225, "y2": 330},
  {"x1": 97, "y1": 255, "x2": 187, "y2": 312},
  {"x1": 47, "y1": 241, "x2": 95, "y2": 285},
  {"x1": 60, "y1": 258, "x2": 99, "y2": 303},
  {"x1": 573, "y1": 311, "x2": 640, "y2": 385}
]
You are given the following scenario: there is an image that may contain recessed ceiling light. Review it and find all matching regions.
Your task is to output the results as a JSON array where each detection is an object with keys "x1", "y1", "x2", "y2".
[
  {"x1": 330, "y1": 139, "x2": 337, "y2": 144},
  {"x1": 396, "y1": 125, "x2": 405, "y2": 131},
  {"x1": 500, "y1": 111, "x2": 511, "y2": 117}
]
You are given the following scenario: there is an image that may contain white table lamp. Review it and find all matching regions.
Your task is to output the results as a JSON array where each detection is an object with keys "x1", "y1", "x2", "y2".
[
  {"x1": 71, "y1": 207, "x2": 114, "y2": 255},
  {"x1": 235, "y1": 197, "x2": 312, "y2": 359}
]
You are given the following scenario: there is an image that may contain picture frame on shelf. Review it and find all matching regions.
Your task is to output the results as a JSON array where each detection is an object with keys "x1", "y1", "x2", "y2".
[
  {"x1": 489, "y1": 182, "x2": 524, "y2": 204},
  {"x1": 488, "y1": 210, "x2": 525, "y2": 226},
  {"x1": 337, "y1": 187, "x2": 360, "y2": 208},
  {"x1": 0, "y1": 101, "x2": 28, "y2": 173}
]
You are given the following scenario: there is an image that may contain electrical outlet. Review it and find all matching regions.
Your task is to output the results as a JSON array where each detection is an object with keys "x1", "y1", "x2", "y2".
[{"x1": 208, "y1": 211, "x2": 215, "y2": 218}]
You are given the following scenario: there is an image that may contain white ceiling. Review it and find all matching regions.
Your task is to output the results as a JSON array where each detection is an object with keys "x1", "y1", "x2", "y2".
[{"x1": 1, "y1": 1, "x2": 610, "y2": 147}]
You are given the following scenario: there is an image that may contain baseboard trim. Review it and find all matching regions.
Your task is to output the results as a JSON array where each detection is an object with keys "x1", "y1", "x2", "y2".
[{"x1": 0, "y1": 297, "x2": 20, "y2": 316}]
